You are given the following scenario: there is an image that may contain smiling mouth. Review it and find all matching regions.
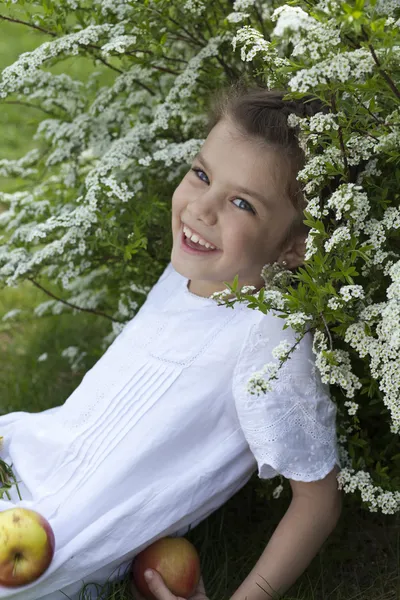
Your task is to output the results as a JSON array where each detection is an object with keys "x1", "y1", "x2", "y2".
[
  {"x1": 180, "y1": 225, "x2": 222, "y2": 254},
  {"x1": 181, "y1": 222, "x2": 220, "y2": 250}
]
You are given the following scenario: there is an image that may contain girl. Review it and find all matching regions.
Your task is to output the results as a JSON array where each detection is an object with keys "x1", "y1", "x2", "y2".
[{"x1": 0, "y1": 82, "x2": 342, "y2": 600}]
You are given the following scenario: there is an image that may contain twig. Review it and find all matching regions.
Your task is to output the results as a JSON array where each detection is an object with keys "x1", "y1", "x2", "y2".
[
  {"x1": 2, "y1": 100, "x2": 59, "y2": 118},
  {"x1": 320, "y1": 311, "x2": 333, "y2": 351},
  {"x1": 361, "y1": 26, "x2": 400, "y2": 101},
  {"x1": 330, "y1": 92, "x2": 350, "y2": 179},
  {"x1": 0, "y1": 13, "x2": 54, "y2": 37},
  {"x1": 27, "y1": 277, "x2": 124, "y2": 323},
  {"x1": 0, "y1": 14, "x2": 155, "y2": 92},
  {"x1": 352, "y1": 92, "x2": 388, "y2": 128}
]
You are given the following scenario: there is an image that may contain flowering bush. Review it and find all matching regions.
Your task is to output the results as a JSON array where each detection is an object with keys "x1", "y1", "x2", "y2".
[{"x1": 1, "y1": 0, "x2": 400, "y2": 513}]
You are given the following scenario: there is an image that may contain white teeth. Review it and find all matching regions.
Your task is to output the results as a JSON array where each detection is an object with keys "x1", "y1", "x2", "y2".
[{"x1": 183, "y1": 225, "x2": 217, "y2": 249}]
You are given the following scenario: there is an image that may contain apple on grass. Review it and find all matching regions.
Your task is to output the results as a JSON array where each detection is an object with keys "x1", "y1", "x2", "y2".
[
  {"x1": 131, "y1": 536, "x2": 201, "y2": 600},
  {"x1": 0, "y1": 508, "x2": 55, "y2": 587}
]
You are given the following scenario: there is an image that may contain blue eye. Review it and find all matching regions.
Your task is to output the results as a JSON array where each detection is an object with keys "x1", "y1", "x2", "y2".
[{"x1": 190, "y1": 168, "x2": 255, "y2": 214}]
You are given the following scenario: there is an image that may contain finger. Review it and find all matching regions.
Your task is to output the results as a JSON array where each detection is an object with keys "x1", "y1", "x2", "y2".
[
  {"x1": 144, "y1": 569, "x2": 184, "y2": 600},
  {"x1": 196, "y1": 575, "x2": 206, "y2": 596}
]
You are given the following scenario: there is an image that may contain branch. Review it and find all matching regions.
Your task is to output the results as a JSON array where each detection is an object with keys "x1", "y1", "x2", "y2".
[
  {"x1": 320, "y1": 311, "x2": 333, "y2": 351},
  {"x1": 27, "y1": 277, "x2": 124, "y2": 323},
  {"x1": 0, "y1": 14, "x2": 179, "y2": 94},
  {"x1": 361, "y1": 26, "x2": 400, "y2": 101},
  {"x1": 2, "y1": 100, "x2": 59, "y2": 118},
  {"x1": 0, "y1": 13, "x2": 56, "y2": 37},
  {"x1": 330, "y1": 92, "x2": 350, "y2": 180},
  {"x1": 352, "y1": 92, "x2": 389, "y2": 128}
]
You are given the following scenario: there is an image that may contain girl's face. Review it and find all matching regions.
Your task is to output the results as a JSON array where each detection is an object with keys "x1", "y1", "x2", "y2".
[{"x1": 171, "y1": 118, "x2": 303, "y2": 298}]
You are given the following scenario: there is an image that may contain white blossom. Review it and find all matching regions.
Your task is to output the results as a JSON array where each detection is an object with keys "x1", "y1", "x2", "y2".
[
  {"x1": 246, "y1": 362, "x2": 279, "y2": 396},
  {"x1": 339, "y1": 285, "x2": 365, "y2": 302},
  {"x1": 272, "y1": 484, "x2": 284, "y2": 499},
  {"x1": 226, "y1": 12, "x2": 250, "y2": 23},
  {"x1": 324, "y1": 225, "x2": 352, "y2": 253},
  {"x1": 288, "y1": 48, "x2": 376, "y2": 93},
  {"x1": 2, "y1": 308, "x2": 22, "y2": 321},
  {"x1": 271, "y1": 340, "x2": 292, "y2": 361}
]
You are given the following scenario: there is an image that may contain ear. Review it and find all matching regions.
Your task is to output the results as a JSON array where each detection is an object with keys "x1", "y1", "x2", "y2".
[{"x1": 276, "y1": 231, "x2": 307, "y2": 270}]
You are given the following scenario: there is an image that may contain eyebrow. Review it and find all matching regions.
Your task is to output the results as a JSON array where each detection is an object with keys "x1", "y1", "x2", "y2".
[{"x1": 193, "y1": 151, "x2": 272, "y2": 206}]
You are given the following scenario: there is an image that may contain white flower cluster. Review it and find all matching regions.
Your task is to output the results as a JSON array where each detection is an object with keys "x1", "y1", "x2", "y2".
[
  {"x1": 100, "y1": 35, "x2": 138, "y2": 58},
  {"x1": 297, "y1": 146, "x2": 343, "y2": 194},
  {"x1": 325, "y1": 183, "x2": 371, "y2": 228},
  {"x1": 182, "y1": 0, "x2": 207, "y2": 17},
  {"x1": 308, "y1": 112, "x2": 340, "y2": 133},
  {"x1": 93, "y1": 0, "x2": 135, "y2": 20},
  {"x1": 287, "y1": 113, "x2": 302, "y2": 129},
  {"x1": 339, "y1": 285, "x2": 365, "y2": 302},
  {"x1": 344, "y1": 400, "x2": 359, "y2": 416},
  {"x1": 246, "y1": 362, "x2": 279, "y2": 396},
  {"x1": 152, "y1": 34, "x2": 231, "y2": 130},
  {"x1": 344, "y1": 263, "x2": 400, "y2": 433},
  {"x1": 360, "y1": 206, "x2": 400, "y2": 270},
  {"x1": 139, "y1": 139, "x2": 204, "y2": 168},
  {"x1": 0, "y1": 149, "x2": 41, "y2": 179},
  {"x1": 263, "y1": 289, "x2": 289, "y2": 311},
  {"x1": 327, "y1": 297, "x2": 342, "y2": 311},
  {"x1": 33, "y1": 299, "x2": 64, "y2": 317},
  {"x1": 344, "y1": 322, "x2": 376, "y2": 359},
  {"x1": 288, "y1": 48, "x2": 376, "y2": 93},
  {"x1": 272, "y1": 484, "x2": 284, "y2": 499},
  {"x1": 209, "y1": 288, "x2": 238, "y2": 302},
  {"x1": 376, "y1": 0, "x2": 400, "y2": 16},
  {"x1": 238, "y1": 285, "x2": 257, "y2": 295},
  {"x1": 346, "y1": 134, "x2": 378, "y2": 166},
  {"x1": 271, "y1": 339, "x2": 292, "y2": 361},
  {"x1": 315, "y1": 0, "x2": 342, "y2": 14},
  {"x1": 324, "y1": 225, "x2": 352, "y2": 253},
  {"x1": 272, "y1": 5, "x2": 340, "y2": 62},
  {"x1": 286, "y1": 311, "x2": 313, "y2": 330},
  {"x1": 328, "y1": 285, "x2": 365, "y2": 309},
  {"x1": 231, "y1": 25, "x2": 271, "y2": 62},
  {"x1": 0, "y1": 23, "x2": 117, "y2": 99},
  {"x1": 226, "y1": 12, "x2": 250, "y2": 24},
  {"x1": 304, "y1": 228, "x2": 319, "y2": 261},
  {"x1": 312, "y1": 331, "x2": 362, "y2": 398},
  {"x1": 231, "y1": 25, "x2": 289, "y2": 77},
  {"x1": 232, "y1": 0, "x2": 258, "y2": 10},
  {"x1": 1, "y1": 308, "x2": 22, "y2": 321},
  {"x1": 337, "y1": 467, "x2": 400, "y2": 514},
  {"x1": 61, "y1": 346, "x2": 87, "y2": 373},
  {"x1": 271, "y1": 5, "x2": 311, "y2": 37},
  {"x1": 356, "y1": 158, "x2": 382, "y2": 184},
  {"x1": 305, "y1": 196, "x2": 322, "y2": 219}
]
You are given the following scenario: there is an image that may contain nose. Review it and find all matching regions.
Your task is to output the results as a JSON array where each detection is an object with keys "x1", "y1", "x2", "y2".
[{"x1": 186, "y1": 189, "x2": 218, "y2": 226}]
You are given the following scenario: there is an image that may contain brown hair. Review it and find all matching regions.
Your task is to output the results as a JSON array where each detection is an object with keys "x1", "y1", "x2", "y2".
[{"x1": 204, "y1": 80, "x2": 328, "y2": 257}]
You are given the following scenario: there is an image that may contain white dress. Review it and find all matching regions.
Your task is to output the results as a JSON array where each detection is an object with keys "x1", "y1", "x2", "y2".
[{"x1": 0, "y1": 262, "x2": 341, "y2": 600}]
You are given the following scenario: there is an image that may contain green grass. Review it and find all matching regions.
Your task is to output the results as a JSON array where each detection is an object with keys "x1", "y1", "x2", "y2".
[{"x1": 0, "y1": 6, "x2": 400, "y2": 600}]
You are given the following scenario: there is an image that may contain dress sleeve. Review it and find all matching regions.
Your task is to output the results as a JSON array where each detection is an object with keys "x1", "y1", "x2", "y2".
[{"x1": 232, "y1": 312, "x2": 341, "y2": 482}]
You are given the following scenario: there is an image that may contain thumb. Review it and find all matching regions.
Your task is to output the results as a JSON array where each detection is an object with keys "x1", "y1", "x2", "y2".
[{"x1": 144, "y1": 569, "x2": 182, "y2": 600}]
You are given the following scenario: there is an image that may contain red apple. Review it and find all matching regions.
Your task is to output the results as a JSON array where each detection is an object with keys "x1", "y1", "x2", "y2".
[
  {"x1": 131, "y1": 537, "x2": 201, "y2": 600},
  {"x1": 0, "y1": 507, "x2": 55, "y2": 587}
]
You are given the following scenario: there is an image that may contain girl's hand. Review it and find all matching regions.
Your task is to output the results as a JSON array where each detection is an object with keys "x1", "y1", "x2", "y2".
[{"x1": 130, "y1": 569, "x2": 209, "y2": 600}]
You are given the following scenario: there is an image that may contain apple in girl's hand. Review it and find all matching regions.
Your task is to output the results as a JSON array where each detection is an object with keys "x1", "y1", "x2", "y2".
[
  {"x1": 0, "y1": 508, "x2": 55, "y2": 587},
  {"x1": 131, "y1": 536, "x2": 201, "y2": 600}
]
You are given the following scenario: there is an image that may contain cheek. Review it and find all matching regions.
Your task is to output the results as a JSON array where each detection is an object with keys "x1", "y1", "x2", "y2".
[{"x1": 172, "y1": 179, "x2": 189, "y2": 210}]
